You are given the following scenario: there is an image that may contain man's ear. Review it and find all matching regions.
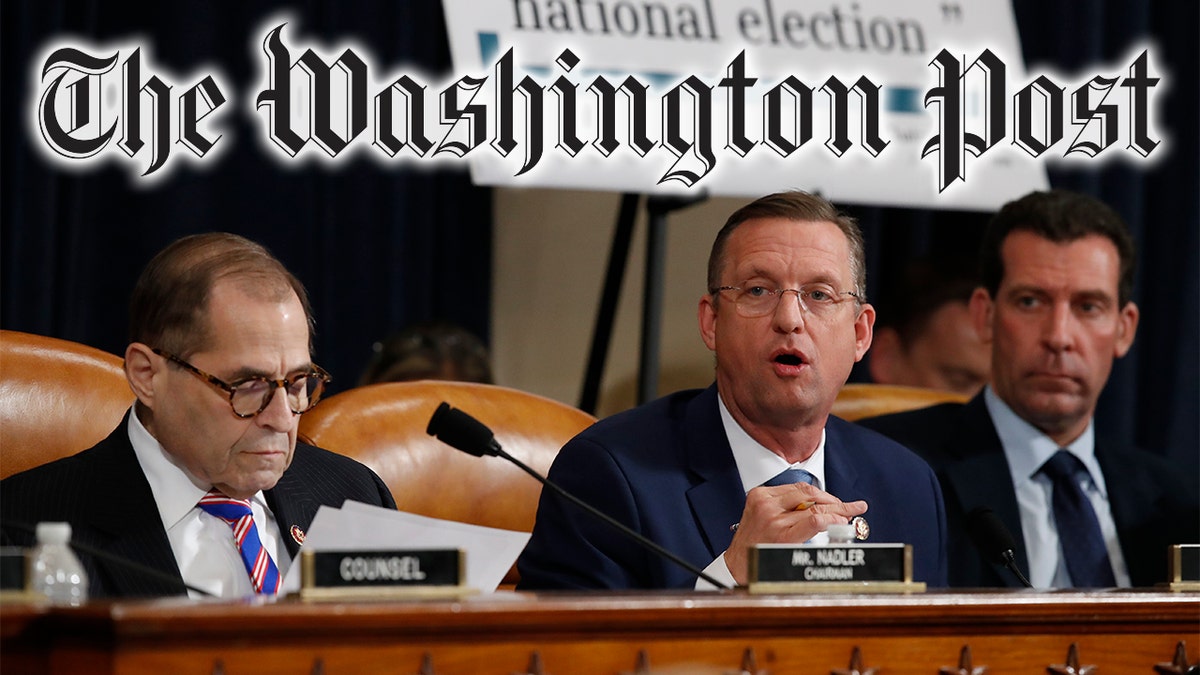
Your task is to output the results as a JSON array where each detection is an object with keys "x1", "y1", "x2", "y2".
[
  {"x1": 868, "y1": 326, "x2": 902, "y2": 383},
  {"x1": 698, "y1": 294, "x2": 718, "y2": 352},
  {"x1": 124, "y1": 343, "x2": 160, "y2": 409},
  {"x1": 1114, "y1": 300, "x2": 1139, "y2": 358},
  {"x1": 853, "y1": 303, "x2": 875, "y2": 362}
]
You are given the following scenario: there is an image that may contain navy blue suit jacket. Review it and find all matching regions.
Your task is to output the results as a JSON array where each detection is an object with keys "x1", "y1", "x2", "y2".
[
  {"x1": 517, "y1": 385, "x2": 947, "y2": 589},
  {"x1": 858, "y1": 393, "x2": 1199, "y2": 587},
  {"x1": 0, "y1": 415, "x2": 397, "y2": 598}
]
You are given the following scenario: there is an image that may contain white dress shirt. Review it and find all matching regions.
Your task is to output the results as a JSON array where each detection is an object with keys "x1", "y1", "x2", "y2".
[
  {"x1": 127, "y1": 408, "x2": 291, "y2": 598},
  {"x1": 696, "y1": 394, "x2": 830, "y2": 589},
  {"x1": 984, "y1": 387, "x2": 1130, "y2": 588}
]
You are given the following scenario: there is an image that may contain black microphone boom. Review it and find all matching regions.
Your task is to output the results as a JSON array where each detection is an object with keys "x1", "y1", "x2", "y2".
[
  {"x1": 427, "y1": 402, "x2": 731, "y2": 590},
  {"x1": 966, "y1": 507, "x2": 1033, "y2": 588}
]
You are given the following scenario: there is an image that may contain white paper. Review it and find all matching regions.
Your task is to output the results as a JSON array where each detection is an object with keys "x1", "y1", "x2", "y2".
[{"x1": 280, "y1": 500, "x2": 530, "y2": 594}]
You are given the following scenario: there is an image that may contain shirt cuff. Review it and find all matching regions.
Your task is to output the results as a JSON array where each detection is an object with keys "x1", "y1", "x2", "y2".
[{"x1": 694, "y1": 552, "x2": 737, "y2": 590}]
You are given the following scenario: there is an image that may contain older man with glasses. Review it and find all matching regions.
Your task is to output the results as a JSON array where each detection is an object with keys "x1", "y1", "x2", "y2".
[
  {"x1": 1, "y1": 233, "x2": 395, "y2": 598},
  {"x1": 518, "y1": 191, "x2": 947, "y2": 590}
]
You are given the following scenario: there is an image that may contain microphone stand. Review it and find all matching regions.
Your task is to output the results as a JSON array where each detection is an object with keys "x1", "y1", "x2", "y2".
[
  {"x1": 491, "y1": 446, "x2": 732, "y2": 590},
  {"x1": 999, "y1": 550, "x2": 1033, "y2": 588},
  {"x1": 426, "y1": 402, "x2": 732, "y2": 590}
]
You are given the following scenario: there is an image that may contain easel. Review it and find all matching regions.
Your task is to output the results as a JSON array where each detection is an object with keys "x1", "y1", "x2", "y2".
[{"x1": 578, "y1": 191, "x2": 708, "y2": 415}]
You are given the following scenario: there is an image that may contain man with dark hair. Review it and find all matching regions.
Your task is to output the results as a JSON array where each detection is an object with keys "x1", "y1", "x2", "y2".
[
  {"x1": 860, "y1": 190, "x2": 1199, "y2": 588},
  {"x1": 359, "y1": 321, "x2": 493, "y2": 386},
  {"x1": 868, "y1": 257, "x2": 990, "y2": 396},
  {"x1": 1, "y1": 233, "x2": 396, "y2": 598},
  {"x1": 518, "y1": 191, "x2": 947, "y2": 590}
]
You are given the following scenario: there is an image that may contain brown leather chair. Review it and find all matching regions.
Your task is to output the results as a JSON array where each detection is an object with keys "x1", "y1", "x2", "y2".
[
  {"x1": 297, "y1": 380, "x2": 597, "y2": 585},
  {"x1": 0, "y1": 330, "x2": 134, "y2": 479},
  {"x1": 832, "y1": 383, "x2": 969, "y2": 422}
]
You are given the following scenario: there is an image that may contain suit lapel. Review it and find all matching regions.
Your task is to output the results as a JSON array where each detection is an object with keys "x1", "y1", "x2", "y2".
[
  {"x1": 823, "y1": 421, "x2": 860, "y2": 499},
  {"x1": 683, "y1": 386, "x2": 746, "y2": 557},
  {"x1": 266, "y1": 460, "x2": 323, "y2": 558},
  {"x1": 1094, "y1": 437, "x2": 1152, "y2": 535},
  {"x1": 83, "y1": 427, "x2": 188, "y2": 596},
  {"x1": 1093, "y1": 436, "x2": 1164, "y2": 585},
  {"x1": 940, "y1": 396, "x2": 1029, "y2": 587}
]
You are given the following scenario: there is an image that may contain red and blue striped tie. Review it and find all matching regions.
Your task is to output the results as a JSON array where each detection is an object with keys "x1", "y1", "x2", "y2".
[{"x1": 197, "y1": 490, "x2": 281, "y2": 595}]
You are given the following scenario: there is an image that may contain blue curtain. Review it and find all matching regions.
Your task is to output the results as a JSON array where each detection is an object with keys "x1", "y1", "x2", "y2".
[{"x1": 0, "y1": 0, "x2": 492, "y2": 392}]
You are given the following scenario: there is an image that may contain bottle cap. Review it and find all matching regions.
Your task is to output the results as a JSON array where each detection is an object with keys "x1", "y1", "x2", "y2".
[
  {"x1": 35, "y1": 522, "x2": 72, "y2": 545},
  {"x1": 827, "y1": 523, "x2": 855, "y2": 543}
]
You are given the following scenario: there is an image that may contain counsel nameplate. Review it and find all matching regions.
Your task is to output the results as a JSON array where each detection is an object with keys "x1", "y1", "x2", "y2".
[{"x1": 300, "y1": 548, "x2": 472, "y2": 601}]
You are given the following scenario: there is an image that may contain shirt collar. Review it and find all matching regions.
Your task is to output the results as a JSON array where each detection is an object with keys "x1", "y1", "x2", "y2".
[
  {"x1": 983, "y1": 386, "x2": 1104, "y2": 495},
  {"x1": 717, "y1": 394, "x2": 827, "y2": 493},
  {"x1": 127, "y1": 406, "x2": 271, "y2": 528}
]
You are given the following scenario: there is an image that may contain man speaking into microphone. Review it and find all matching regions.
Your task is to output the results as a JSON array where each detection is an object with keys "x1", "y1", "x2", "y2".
[{"x1": 518, "y1": 191, "x2": 947, "y2": 590}]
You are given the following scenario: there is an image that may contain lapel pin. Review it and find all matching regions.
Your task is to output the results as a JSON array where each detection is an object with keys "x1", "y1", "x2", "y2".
[
  {"x1": 290, "y1": 524, "x2": 306, "y2": 545},
  {"x1": 850, "y1": 515, "x2": 870, "y2": 541}
]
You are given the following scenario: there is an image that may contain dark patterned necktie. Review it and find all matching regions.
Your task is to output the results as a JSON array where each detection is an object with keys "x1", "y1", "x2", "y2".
[
  {"x1": 763, "y1": 468, "x2": 817, "y2": 487},
  {"x1": 1039, "y1": 450, "x2": 1116, "y2": 587},
  {"x1": 197, "y1": 490, "x2": 281, "y2": 594}
]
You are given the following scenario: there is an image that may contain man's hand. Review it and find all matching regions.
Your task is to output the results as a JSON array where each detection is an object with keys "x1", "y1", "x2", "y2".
[{"x1": 723, "y1": 482, "x2": 868, "y2": 586}]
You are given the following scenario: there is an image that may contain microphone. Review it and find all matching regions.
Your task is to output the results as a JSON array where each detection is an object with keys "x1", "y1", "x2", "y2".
[
  {"x1": 426, "y1": 402, "x2": 731, "y2": 590},
  {"x1": 427, "y1": 403, "x2": 502, "y2": 458},
  {"x1": 2, "y1": 519, "x2": 217, "y2": 598},
  {"x1": 966, "y1": 507, "x2": 1033, "y2": 588}
]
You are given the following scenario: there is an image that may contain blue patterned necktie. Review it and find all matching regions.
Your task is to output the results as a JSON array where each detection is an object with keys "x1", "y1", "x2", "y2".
[
  {"x1": 763, "y1": 467, "x2": 817, "y2": 488},
  {"x1": 1039, "y1": 450, "x2": 1117, "y2": 588},
  {"x1": 197, "y1": 490, "x2": 281, "y2": 595}
]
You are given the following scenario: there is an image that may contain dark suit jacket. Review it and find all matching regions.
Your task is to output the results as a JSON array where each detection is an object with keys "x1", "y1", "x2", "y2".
[
  {"x1": 858, "y1": 393, "x2": 1200, "y2": 587},
  {"x1": 517, "y1": 385, "x2": 947, "y2": 589},
  {"x1": 0, "y1": 416, "x2": 397, "y2": 598}
]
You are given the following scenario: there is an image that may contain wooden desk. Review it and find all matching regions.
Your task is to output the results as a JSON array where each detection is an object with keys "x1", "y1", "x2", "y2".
[{"x1": 3, "y1": 590, "x2": 1197, "y2": 674}]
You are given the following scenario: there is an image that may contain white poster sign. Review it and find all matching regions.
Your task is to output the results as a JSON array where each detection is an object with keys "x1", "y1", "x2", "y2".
[{"x1": 441, "y1": 0, "x2": 1049, "y2": 209}]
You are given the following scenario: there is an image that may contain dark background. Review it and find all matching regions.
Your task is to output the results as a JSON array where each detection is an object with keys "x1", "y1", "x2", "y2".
[{"x1": 2, "y1": 1, "x2": 1195, "y2": 475}]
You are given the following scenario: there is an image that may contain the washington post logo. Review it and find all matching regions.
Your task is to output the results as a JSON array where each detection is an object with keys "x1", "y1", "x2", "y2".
[{"x1": 30, "y1": 20, "x2": 1164, "y2": 191}]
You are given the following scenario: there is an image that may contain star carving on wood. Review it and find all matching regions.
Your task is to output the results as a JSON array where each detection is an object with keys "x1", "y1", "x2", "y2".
[
  {"x1": 939, "y1": 645, "x2": 988, "y2": 675},
  {"x1": 722, "y1": 646, "x2": 769, "y2": 675},
  {"x1": 513, "y1": 651, "x2": 548, "y2": 675},
  {"x1": 1153, "y1": 641, "x2": 1195, "y2": 675},
  {"x1": 1047, "y1": 643, "x2": 1098, "y2": 675},
  {"x1": 831, "y1": 646, "x2": 878, "y2": 675},
  {"x1": 619, "y1": 649, "x2": 653, "y2": 675}
]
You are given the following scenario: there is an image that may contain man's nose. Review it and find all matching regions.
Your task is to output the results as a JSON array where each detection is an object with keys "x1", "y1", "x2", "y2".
[
  {"x1": 1042, "y1": 303, "x2": 1075, "y2": 351},
  {"x1": 255, "y1": 384, "x2": 297, "y2": 429},
  {"x1": 772, "y1": 289, "x2": 807, "y2": 333}
]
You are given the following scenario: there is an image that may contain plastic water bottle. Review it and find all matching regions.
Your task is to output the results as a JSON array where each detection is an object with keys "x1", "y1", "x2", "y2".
[{"x1": 30, "y1": 522, "x2": 88, "y2": 605}]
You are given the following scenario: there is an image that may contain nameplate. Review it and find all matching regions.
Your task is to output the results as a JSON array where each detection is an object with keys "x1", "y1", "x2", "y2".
[
  {"x1": 0, "y1": 547, "x2": 25, "y2": 591},
  {"x1": 748, "y1": 543, "x2": 925, "y2": 594},
  {"x1": 300, "y1": 549, "x2": 472, "y2": 601},
  {"x1": 1168, "y1": 544, "x2": 1200, "y2": 592},
  {"x1": 0, "y1": 547, "x2": 41, "y2": 602}
]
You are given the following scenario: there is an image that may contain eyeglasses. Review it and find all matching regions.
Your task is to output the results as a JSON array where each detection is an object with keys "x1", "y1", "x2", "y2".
[
  {"x1": 711, "y1": 284, "x2": 861, "y2": 318},
  {"x1": 152, "y1": 348, "x2": 331, "y2": 418}
]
